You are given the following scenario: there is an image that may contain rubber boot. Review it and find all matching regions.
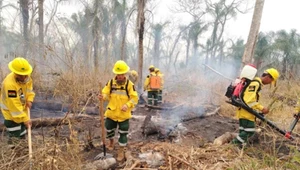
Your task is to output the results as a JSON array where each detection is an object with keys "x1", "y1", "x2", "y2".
[
  {"x1": 117, "y1": 146, "x2": 125, "y2": 162},
  {"x1": 107, "y1": 138, "x2": 114, "y2": 151}
]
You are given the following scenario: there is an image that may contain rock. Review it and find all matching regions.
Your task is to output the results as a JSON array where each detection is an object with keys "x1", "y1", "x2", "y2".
[
  {"x1": 82, "y1": 157, "x2": 117, "y2": 170},
  {"x1": 139, "y1": 151, "x2": 164, "y2": 167},
  {"x1": 213, "y1": 132, "x2": 237, "y2": 146}
]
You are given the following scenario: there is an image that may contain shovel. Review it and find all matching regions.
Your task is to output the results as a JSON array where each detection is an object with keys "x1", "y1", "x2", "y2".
[
  {"x1": 27, "y1": 107, "x2": 33, "y2": 169},
  {"x1": 94, "y1": 83, "x2": 113, "y2": 160}
]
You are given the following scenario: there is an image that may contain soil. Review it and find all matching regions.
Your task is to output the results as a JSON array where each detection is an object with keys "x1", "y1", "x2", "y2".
[{"x1": 1, "y1": 99, "x2": 298, "y2": 169}]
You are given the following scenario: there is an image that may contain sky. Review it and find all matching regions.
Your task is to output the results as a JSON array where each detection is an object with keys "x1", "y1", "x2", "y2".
[
  {"x1": 1, "y1": 0, "x2": 299, "y2": 41},
  {"x1": 152, "y1": 0, "x2": 300, "y2": 40}
]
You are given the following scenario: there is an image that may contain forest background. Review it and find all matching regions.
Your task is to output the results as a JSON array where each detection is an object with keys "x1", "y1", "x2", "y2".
[{"x1": 1, "y1": 0, "x2": 300, "y2": 121}]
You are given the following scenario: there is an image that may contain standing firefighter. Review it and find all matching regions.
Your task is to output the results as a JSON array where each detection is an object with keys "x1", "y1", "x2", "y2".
[
  {"x1": 231, "y1": 68, "x2": 280, "y2": 147},
  {"x1": 0, "y1": 57, "x2": 35, "y2": 146},
  {"x1": 128, "y1": 70, "x2": 138, "y2": 84},
  {"x1": 155, "y1": 68, "x2": 164, "y2": 104},
  {"x1": 144, "y1": 65, "x2": 160, "y2": 106},
  {"x1": 98, "y1": 60, "x2": 138, "y2": 162}
]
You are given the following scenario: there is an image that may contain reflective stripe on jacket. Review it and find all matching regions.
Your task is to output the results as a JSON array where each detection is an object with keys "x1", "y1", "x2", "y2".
[
  {"x1": 102, "y1": 78, "x2": 138, "y2": 122},
  {"x1": 0, "y1": 72, "x2": 35, "y2": 123},
  {"x1": 236, "y1": 77, "x2": 264, "y2": 121}
]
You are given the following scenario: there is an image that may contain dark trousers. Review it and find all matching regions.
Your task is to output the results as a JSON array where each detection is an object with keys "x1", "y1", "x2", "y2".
[
  {"x1": 105, "y1": 118, "x2": 129, "y2": 146},
  {"x1": 232, "y1": 119, "x2": 255, "y2": 145},
  {"x1": 147, "y1": 91, "x2": 159, "y2": 105},
  {"x1": 4, "y1": 120, "x2": 27, "y2": 144}
]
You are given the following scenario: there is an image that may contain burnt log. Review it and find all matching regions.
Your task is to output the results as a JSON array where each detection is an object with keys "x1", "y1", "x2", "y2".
[
  {"x1": 141, "y1": 115, "x2": 158, "y2": 136},
  {"x1": 0, "y1": 114, "x2": 95, "y2": 131},
  {"x1": 141, "y1": 106, "x2": 220, "y2": 138},
  {"x1": 213, "y1": 132, "x2": 237, "y2": 146}
]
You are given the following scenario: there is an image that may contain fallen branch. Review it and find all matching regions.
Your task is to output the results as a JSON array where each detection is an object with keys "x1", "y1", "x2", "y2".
[
  {"x1": 131, "y1": 168, "x2": 157, "y2": 170},
  {"x1": 213, "y1": 132, "x2": 237, "y2": 146},
  {"x1": 124, "y1": 151, "x2": 141, "y2": 170},
  {"x1": 204, "y1": 107, "x2": 220, "y2": 117},
  {"x1": 168, "y1": 154, "x2": 199, "y2": 170},
  {"x1": 127, "y1": 160, "x2": 140, "y2": 170},
  {"x1": 0, "y1": 114, "x2": 95, "y2": 131},
  {"x1": 168, "y1": 151, "x2": 173, "y2": 170}
]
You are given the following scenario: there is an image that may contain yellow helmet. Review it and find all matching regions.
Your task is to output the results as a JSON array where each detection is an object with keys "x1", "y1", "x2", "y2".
[
  {"x1": 154, "y1": 68, "x2": 160, "y2": 73},
  {"x1": 112, "y1": 60, "x2": 130, "y2": 74},
  {"x1": 130, "y1": 70, "x2": 138, "y2": 77},
  {"x1": 149, "y1": 65, "x2": 155, "y2": 69},
  {"x1": 8, "y1": 57, "x2": 33, "y2": 75},
  {"x1": 265, "y1": 68, "x2": 279, "y2": 82}
]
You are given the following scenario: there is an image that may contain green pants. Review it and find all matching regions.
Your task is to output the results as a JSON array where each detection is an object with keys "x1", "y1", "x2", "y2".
[
  {"x1": 158, "y1": 90, "x2": 163, "y2": 104},
  {"x1": 232, "y1": 119, "x2": 255, "y2": 145},
  {"x1": 4, "y1": 120, "x2": 27, "y2": 144},
  {"x1": 105, "y1": 118, "x2": 129, "y2": 146},
  {"x1": 147, "y1": 91, "x2": 159, "y2": 105}
]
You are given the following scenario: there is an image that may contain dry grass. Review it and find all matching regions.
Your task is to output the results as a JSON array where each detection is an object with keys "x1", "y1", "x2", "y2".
[
  {"x1": 1, "y1": 65, "x2": 300, "y2": 169},
  {"x1": 0, "y1": 119, "x2": 84, "y2": 170}
]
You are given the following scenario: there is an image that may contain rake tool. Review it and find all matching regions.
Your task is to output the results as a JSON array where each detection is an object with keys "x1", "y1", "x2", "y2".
[
  {"x1": 27, "y1": 107, "x2": 33, "y2": 169},
  {"x1": 94, "y1": 83, "x2": 113, "y2": 160}
]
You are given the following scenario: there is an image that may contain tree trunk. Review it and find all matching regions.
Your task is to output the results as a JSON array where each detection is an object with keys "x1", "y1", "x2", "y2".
[
  {"x1": 241, "y1": 0, "x2": 265, "y2": 67},
  {"x1": 120, "y1": 0, "x2": 127, "y2": 61},
  {"x1": 20, "y1": 0, "x2": 29, "y2": 57},
  {"x1": 137, "y1": 0, "x2": 145, "y2": 92},
  {"x1": 186, "y1": 39, "x2": 190, "y2": 66},
  {"x1": 93, "y1": 26, "x2": 100, "y2": 73},
  {"x1": 0, "y1": 0, "x2": 3, "y2": 56},
  {"x1": 38, "y1": 0, "x2": 44, "y2": 61},
  {"x1": 153, "y1": 34, "x2": 160, "y2": 68}
]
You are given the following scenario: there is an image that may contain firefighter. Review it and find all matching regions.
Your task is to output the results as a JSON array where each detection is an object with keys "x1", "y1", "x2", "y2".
[
  {"x1": 155, "y1": 68, "x2": 164, "y2": 104},
  {"x1": 0, "y1": 57, "x2": 35, "y2": 147},
  {"x1": 231, "y1": 68, "x2": 280, "y2": 147},
  {"x1": 143, "y1": 65, "x2": 159, "y2": 106},
  {"x1": 128, "y1": 70, "x2": 138, "y2": 84},
  {"x1": 98, "y1": 60, "x2": 138, "y2": 162}
]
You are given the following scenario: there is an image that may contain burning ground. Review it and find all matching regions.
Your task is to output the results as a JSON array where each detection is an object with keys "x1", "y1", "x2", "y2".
[
  {"x1": 1, "y1": 96, "x2": 300, "y2": 170},
  {"x1": 1, "y1": 71, "x2": 300, "y2": 169}
]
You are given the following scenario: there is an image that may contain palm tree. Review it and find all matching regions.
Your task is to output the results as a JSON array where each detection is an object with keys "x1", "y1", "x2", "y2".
[
  {"x1": 152, "y1": 22, "x2": 169, "y2": 68},
  {"x1": 68, "y1": 11, "x2": 92, "y2": 67},
  {"x1": 253, "y1": 32, "x2": 273, "y2": 69},
  {"x1": 226, "y1": 38, "x2": 245, "y2": 74},
  {"x1": 188, "y1": 21, "x2": 208, "y2": 62},
  {"x1": 274, "y1": 29, "x2": 300, "y2": 79},
  {"x1": 205, "y1": 0, "x2": 242, "y2": 63},
  {"x1": 229, "y1": 38, "x2": 245, "y2": 62}
]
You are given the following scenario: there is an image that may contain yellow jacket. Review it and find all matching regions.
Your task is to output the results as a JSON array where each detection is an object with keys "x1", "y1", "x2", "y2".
[
  {"x1": 295, "y1": 98, "x2": 300, "y2": 113},
  {"x1": 102, "y1": 78, "x2": 138, "y2": 122},
  {"x1": 143, "y1": 72, "x2": 157, "y2": 91},
  {"x1": 0, "y1": 72, "x2": 35, "y2": 123},
  {"x1": 295, "y1": 101, "x2": 300, "y2": 113},
  {"x1": 236, "y1": 77, "x2": 264, "y2": 121}
]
